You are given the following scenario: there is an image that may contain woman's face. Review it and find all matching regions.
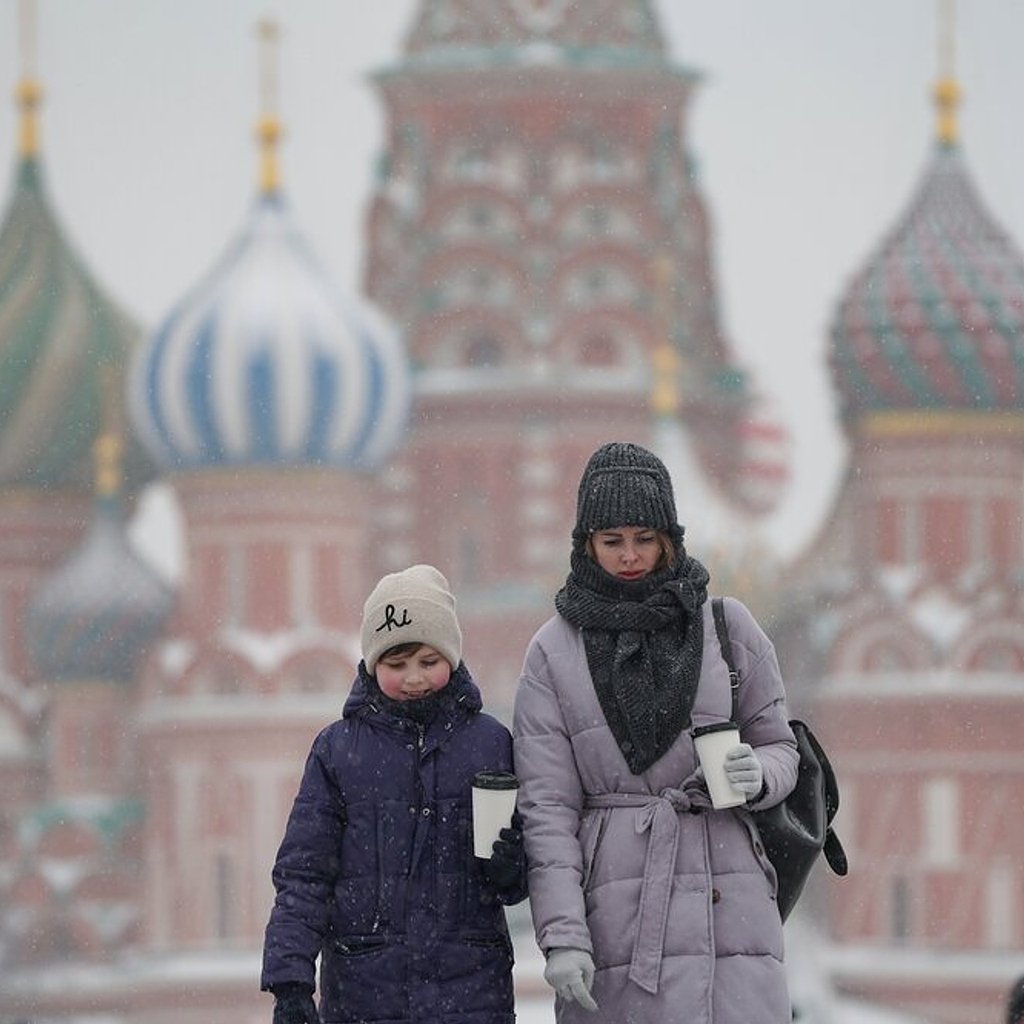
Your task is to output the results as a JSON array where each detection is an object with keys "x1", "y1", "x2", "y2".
[
  {"x1": 375, "y1": 644, "x2": 452, "y2": 701},
  {"x1": 589, "y1": 526, "x2": 664, "y2": 581}
]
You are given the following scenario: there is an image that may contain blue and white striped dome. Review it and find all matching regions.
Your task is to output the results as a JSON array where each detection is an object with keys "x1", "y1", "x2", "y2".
[{"x1": 130, "y1": 193, "x2": 409, "y2": 471}]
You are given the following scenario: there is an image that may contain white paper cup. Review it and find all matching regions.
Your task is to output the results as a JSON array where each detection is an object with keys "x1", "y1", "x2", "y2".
[
  {"x1": 472, "y1": 770, "x2": 519, "y2": 858},
  {"x1": 692, "y1": 723, "x2": 745, "y2": 809}
]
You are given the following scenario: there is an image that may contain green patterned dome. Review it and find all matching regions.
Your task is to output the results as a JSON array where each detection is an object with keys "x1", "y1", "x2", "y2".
[
  {"x1": 0, "y1": 155, "x2": 154, "y2": 493},
  {"x1": 829, "y1": 79, "x2": 1024, "y2": 427}
]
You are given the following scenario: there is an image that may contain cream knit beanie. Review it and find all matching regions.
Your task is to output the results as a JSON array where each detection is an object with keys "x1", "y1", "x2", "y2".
[{"x1": 360, "y1": 564, "x2": 463, "y2": 674}]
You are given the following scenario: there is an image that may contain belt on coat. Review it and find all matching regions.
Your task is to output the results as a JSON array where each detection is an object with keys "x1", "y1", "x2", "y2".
[{"x1": 584, "y1": 781, "x2": 712, "y2": 995}]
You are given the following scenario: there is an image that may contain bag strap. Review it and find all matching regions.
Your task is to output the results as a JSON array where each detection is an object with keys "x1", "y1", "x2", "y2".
[{"x1": 711, "y1": 597, "x2": 740, "y2": 725}]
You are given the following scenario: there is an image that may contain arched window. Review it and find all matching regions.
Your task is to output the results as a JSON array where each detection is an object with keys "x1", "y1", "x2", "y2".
[
  {"x1": 455, "y1": 147, "x2": 489, "y2": 182},
  {"x1": 208, "y1": 667, "x2": 242, "y2": 695},
  {"x1": 215, "y1": 853, "x2": 235, "y2": 941},
  {"x1": 964, "y1": 639, "x2": 1024, "y2": 672},
  {"x1": 465, "y1": 333, "x2": 503, "y2": 368},
  {"x1": 437, "y1": 264, "x2": 517, "y2": 309},
  {"x1": 562, "y1": 263, "x2": 639, "y2": 308},
  {"x1": 191, "y1": 658, "x2": 249, "y2": 696},
  {"x1": 578, "y1": 333, "x2": 619, "y2": 367},
  {"x1": 282, "y1": 653, "x2": 339, "y2": 694},
  {"x1": 830, "y1": 620, "x2": 935, "y2": 674},
  {"x1": 890, "y1": 875, "x2": 911, "y2": 942},
  {"x1": 440, "y1": 201, "x2": 519, "y2": 242},
  {"x1": 469, "y1": 204, "x2": 493, "y2": 229},
  {"x1": 559, "y1": 203, "x2": 640, "y2": 244},
  {"x1": 863, "y1": 642, "x2": 913, "y2": 671}
]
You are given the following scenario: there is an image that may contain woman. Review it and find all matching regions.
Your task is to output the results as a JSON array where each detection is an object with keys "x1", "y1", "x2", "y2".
[{"x1": 513, "y1": 442, "x2": 799, "y2": 1024}]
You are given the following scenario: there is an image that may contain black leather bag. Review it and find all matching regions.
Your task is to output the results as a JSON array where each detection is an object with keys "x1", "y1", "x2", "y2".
[{"x1": 711, "y1": 598, "x2": 848, "y2": 921}]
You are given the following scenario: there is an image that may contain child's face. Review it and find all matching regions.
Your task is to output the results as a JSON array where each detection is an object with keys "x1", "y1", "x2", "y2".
[{"x1": 375, "y1": 643, "x2": 452, "y2": 701}]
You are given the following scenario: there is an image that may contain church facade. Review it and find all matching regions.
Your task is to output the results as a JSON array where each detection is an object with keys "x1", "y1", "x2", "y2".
[{"x1": 0, "y1": 4, "x2": 1020, "y2": 1024}]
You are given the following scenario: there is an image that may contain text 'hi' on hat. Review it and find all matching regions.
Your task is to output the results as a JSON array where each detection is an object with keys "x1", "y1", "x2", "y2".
[
  {"x1": 360, "y1": 564, "x2": 463, "y2": 674},
  {"x1": 573, "y1": 441, "x2": 680, "y2": 541}
]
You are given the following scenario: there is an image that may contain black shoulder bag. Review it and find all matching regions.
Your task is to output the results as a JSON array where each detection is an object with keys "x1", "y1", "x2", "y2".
[{"x1": 711, "y1": 597, "x2": 848, "y2": 922}]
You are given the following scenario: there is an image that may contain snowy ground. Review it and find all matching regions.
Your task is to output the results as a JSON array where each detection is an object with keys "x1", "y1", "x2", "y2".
[{"x1": 515, "y1": 997, "x2": 556, "y2": 1024}]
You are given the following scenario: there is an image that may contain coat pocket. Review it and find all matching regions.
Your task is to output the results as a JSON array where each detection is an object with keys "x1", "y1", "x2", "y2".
[
  {"x1": 459, "y1": 929, "x2": 512, "y2": 952},
  {"x1": 579, "y1": 808, "x2": 610, "y2": 892},
  {"x1": 322, "y1": 933, "x2": 404, "y2": 1023},
  {"x1": 738, "y1": 808, "x2": 778, "y2": 898}
]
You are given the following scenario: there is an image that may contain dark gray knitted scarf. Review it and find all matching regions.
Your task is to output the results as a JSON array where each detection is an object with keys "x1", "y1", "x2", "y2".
[{"x1": 555, "y1": 548, "x2": 710, "y2": 774}]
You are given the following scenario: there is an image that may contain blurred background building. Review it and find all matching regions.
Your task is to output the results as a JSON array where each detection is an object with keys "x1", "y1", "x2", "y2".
[
  {"x1": 0, "y1": 2, "x2": 1020, "y2": 1023},
  {"x1": 774, "y1": 26, "x2": 1024, "y2": 1021}
]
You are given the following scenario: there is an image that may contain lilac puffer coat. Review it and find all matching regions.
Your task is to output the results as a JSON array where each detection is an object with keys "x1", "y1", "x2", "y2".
[{"x1": 513, "y1": 597, "x2": 799, "y2": 1024}]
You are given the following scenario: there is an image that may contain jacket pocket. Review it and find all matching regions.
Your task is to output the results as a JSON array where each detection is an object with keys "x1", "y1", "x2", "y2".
[
  {"x1": 334, "y1": 934, "x2": 388, "y2": 957},
  {"x1": 460, "y1": 929, "x2": 510, "y2": 950}
]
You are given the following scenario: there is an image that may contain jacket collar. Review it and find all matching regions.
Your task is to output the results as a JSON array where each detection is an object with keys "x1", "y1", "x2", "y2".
[{"x1": 343, "y1": 660, "x2": 482, "y2": 745}]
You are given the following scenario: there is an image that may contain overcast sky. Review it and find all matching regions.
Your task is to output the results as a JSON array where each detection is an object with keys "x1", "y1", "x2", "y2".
[{"x1": 1, "y1": 1, "x2": 1023, "y2": 562}]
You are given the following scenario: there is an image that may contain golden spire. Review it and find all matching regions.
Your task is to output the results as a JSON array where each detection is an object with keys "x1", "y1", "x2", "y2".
[
  {"x1": 16, "y1": 0, "x2": 42, "y2": 158},
  {"x1": 93, "y1": 432, "x2": 124, "y2": 499},
  {"x1": 256, "y1": 18, "x2": 283, "y2": 194},
  {"x1": 933, "y1": 0, "x2": 960, "y2": 147},
  {"x1": 651, "y1": 342, "x2": 680, "y2": 418},
  {"x1": 94, "y1": 367, "x2": 124, "y2": 499},
  {"x1": 650, "y1": 251, "x2": 680, "y2": 417}
]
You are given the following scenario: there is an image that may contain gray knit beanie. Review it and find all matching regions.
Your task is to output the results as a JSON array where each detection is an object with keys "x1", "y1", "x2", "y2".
[
  {"x1": 361, "y1": 564, "x2": 463, "y2": 674},
  {"x1": 573, "y1": 442, "x2": 681, "y2": 545}
]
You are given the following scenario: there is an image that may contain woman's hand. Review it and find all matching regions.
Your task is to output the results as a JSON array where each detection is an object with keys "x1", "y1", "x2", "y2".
[
  {"x1": 544, "y1": 947, "x2": 599, "y2": 1011},
  {"x1": 724, "y1": 743, "x2": 764, "y2": 798}
]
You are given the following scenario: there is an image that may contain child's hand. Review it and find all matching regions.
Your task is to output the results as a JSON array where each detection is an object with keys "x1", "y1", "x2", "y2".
[
  {"x1": 272, "y1": 983, "x2": 321, "y2": 1024},
  {"x1": 481, "y1": 811, "x2": 525, "y2": 890}
]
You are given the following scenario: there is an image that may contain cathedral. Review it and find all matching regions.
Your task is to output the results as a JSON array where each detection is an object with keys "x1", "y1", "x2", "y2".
[{"x1": 0, "y1": 3, "x2": 1020, "y2": 1023}]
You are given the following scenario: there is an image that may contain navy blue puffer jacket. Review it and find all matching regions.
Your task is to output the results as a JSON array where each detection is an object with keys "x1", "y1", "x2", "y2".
[{"x1": 261, "y1": 663, "x2": 524, "y2": 1024}]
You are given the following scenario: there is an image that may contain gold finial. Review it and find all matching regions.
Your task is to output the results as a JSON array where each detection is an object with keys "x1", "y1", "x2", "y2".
[
  {"x1": 650, "y1": 252, "x2": 681, "y2": 416},
  {"x1": 93, "y1": 432, "x2": 124, "y2": 498},
  {"x1": 651, "y1": 343, "x2": 680, "y2": 417},
  {"x1": 16, "y1": 0, "x2": 42, "y2": 158},
  {"x1": 94, "y1": 366, "x2": 123, "y2": 499},
  {"x1": 256, "y1": 18, "x2": 283, "y2": 194},
  {"x1": 934, "y1": 0, "x2": 960, "y2": 146}
]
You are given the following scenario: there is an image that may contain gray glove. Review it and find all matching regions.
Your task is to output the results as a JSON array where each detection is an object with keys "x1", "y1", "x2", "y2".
[
  {"x1": 544, "y1": 947, "x2": 599, "y2": 1012},
  {"x1": 724, "y1": 743, "x2": 764, "y2": 797}
]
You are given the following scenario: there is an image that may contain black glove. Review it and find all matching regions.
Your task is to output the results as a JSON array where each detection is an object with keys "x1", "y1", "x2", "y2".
[
  {"x1": 272, "y1": 983, "x2": 321, "y2": 1024},
  {"x1": 482, "y1": 812, "x2": 525, "y2": 890}
]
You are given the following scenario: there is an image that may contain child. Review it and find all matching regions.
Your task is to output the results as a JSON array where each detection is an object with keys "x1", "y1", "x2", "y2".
[{"x1": 261, "y1": 564, "x2": 526, "y2": 1024}]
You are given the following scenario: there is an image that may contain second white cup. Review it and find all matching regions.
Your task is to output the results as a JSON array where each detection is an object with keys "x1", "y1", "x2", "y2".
[
  {"x1": 471, "y1": 770, "x2": 519, "y2": 858},
  {"x1": 692, "y1": 723, "x2": 746, "y2": 809}
]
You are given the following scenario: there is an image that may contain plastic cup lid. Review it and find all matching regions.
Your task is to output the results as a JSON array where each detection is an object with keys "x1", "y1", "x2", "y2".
[
  {"x1": 692, "y1": 722, "x2": 739, "y2": 739},
  {"x1": 472, "y1": 770, "x2": 519, "y2": 789}
]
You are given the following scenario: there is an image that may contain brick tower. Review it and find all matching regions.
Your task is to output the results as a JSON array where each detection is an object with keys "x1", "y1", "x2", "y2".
[{"x1": 364, "y1": 0, "x2": 780, "y2": 705}]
